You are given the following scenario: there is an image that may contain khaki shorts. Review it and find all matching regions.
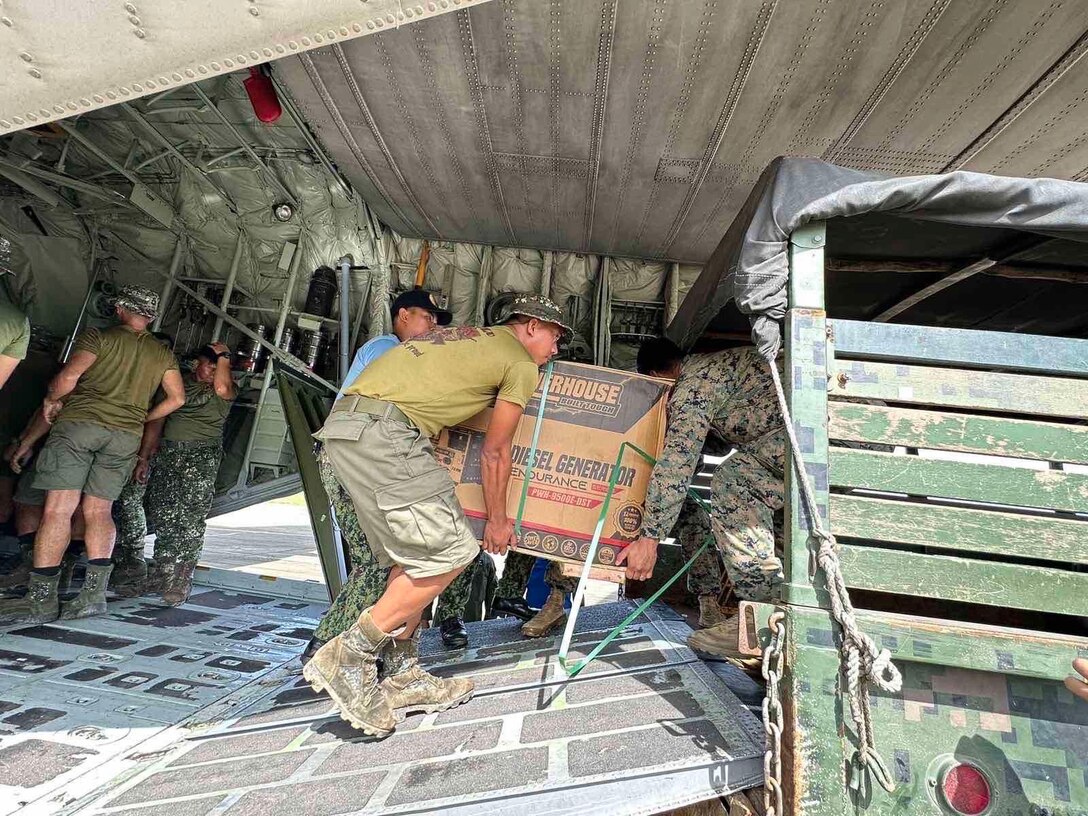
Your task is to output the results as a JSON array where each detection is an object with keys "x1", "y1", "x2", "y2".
[
  {"x1": 32, "y1": 420, "x2": 141, "y2": 500},
  {"x1": 318, "y1": 410, "x2": 479, "y2": 579},
  {"x1": 14, "y1": 457, "x2": 46, "y2": 506}
]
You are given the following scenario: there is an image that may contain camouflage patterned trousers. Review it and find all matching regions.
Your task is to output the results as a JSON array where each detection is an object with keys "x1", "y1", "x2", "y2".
[
  {"x1": 145, "y1": 441, "x2": 222, "y2": 565},
  {"x1": 708, "y1": 428, "x2": 785, "y2": 602},
  {"x1": 113, "y1": 477, "x2": 148, "y2": 561},
  {"x1": 672, "y1": 494, "x2": 723, "y2": 598},
  {"x1": 314, "y1": 445, "x2": 481, "y2": 642},
  {"x1": 495, "y1": 550, "x2": 576, "y2": 599}
]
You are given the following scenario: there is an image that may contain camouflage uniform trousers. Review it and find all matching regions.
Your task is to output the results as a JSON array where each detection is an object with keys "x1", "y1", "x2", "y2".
[
  {"x1": 671, "y1": 494, "x2": 723, "y2": 598},
  {"x1": 708, "y1": 428, "x2": 785, "y2": 602},
  {"x1": 145, "y1": 441, "x2": 222, "y2": 565},
  {"x1": 113, "y1": 477, "x2": 149, "y2": 563},
  {"x1": 313, "y1": 445, "x2": 480, "y2": 642},
  {"x1": 495, "y1": 549, "x2": 576, "y2": 600}
]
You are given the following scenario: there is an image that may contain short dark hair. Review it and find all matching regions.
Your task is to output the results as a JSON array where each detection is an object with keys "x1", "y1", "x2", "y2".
[{"x1": 636, "y1": 337, "x2": 683, "y2": 375}]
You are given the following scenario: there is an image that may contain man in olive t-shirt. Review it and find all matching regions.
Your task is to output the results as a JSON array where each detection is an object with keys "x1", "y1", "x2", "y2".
[
  {"x1": 304, "y1": 295, "x2": 569, "y2": 738},
  {"x1": 0, "y1": 286, "x2": 185, "y2": 625},
  {"x1": 0, "y1": 299, "x2": 31, "y2": 393}
]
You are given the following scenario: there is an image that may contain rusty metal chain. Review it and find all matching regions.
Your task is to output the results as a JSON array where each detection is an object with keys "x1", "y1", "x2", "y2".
[{"x1": 761, "y1": 610, "x2": 787, "y2": 816}]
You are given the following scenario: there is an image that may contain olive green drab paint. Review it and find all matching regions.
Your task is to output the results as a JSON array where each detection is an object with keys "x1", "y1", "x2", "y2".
[
  {"x1": 776, "y1": 222, "x2": 1088, "y2": 815},
  {"x1": 275, "y1": 366, "x2": 342, "y2": 599}
]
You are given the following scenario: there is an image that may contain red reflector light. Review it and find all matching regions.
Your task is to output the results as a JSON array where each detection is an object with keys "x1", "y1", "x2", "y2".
[{"x1": 942, "y1": 763, "x2": 991, "y2": 815}]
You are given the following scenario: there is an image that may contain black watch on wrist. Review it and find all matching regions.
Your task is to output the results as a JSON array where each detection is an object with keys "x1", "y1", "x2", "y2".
[{"x1": 216, "y1": 351, "x2": 230, "y2": 360}]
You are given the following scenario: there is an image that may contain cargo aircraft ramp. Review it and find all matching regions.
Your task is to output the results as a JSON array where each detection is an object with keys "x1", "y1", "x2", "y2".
[{"x1": 0, "y1": 571, "x2": 762, "y2": 816}]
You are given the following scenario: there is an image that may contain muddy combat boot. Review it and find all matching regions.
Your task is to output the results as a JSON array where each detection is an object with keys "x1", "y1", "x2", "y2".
[
  {"x1": 697, "y1": 594, "x2": 727, "y2": 628},
  {"x1": 110, "y1": 550, "x2": 149, "y2": 598},
  {"x1": 161, "y1": 561, "x2": 196, "y2": 606},
  {"x1": 302, "y1": 609, "x2": 397, "y2": 737},
  {"x1": 0, "y1": 570, "x2": 61, "y2": 624},
  {"x1": 61, "y1": 563, "x2": 113, "y2": 620},
  {"x1": 687, "y1": 615, "x2": 759, "y2": 671},
  {"x1": 521, "y1": 587, "x2": 567, "y2": 638},
  {"x1": 0, "y1": 535, "x2": 35, "y2": 592},
  {"x1": 380, "y1": 629, "x2": 474, "y2": 715}
]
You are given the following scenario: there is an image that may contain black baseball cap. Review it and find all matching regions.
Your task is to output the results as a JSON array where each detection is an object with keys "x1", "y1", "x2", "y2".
[{"x1": 392, "y1": 289, "x2": 452, "y2": 326}]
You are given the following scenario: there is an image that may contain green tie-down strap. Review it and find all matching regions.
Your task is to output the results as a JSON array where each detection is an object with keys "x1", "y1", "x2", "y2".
[{"x1": 511, "y1": 365, "x2": 712, "y2": 678}]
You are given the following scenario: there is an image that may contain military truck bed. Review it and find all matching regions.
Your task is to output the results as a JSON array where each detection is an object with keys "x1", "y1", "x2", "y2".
[{"x1": 0, "y1": 570, "x2": 762, "y2": 816}]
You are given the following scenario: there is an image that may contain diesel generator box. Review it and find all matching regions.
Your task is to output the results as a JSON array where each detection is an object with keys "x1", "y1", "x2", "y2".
[{"x1": 431, "y1": 362, "x2": 670, "y2": 569}]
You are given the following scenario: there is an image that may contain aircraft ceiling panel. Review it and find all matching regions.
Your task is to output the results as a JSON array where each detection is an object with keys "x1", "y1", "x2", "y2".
[{"x1": 274, "y1": 0, "x2": 1088, "y2": 264}]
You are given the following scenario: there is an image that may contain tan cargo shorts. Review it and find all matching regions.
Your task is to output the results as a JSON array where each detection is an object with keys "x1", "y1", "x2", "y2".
[
  {"x1": 317, "y1": 410, "x2": 479, "y2": 579},
  {"x1": 32, "y1": 420, "x2": 141, "y2": 500}
]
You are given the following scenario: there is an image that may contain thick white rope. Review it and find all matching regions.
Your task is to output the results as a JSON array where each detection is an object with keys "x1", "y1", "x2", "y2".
[{"x1": 767, "y1": 358, "x2": 902, "y2": 794}]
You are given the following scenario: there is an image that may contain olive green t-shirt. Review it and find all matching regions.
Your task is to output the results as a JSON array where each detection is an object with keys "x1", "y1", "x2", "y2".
[
  {"x1": 162, "y1": 373, "x2": 233, "y2": 443},
  {"x1": 345, "y1": 325, "x2": 540, "y2": 436},
  {"x1": 0, "y1": 300, "x2": 30, "y2": 360},
  {"x1": 59, "y1": 325, "x2": 179, "y2": 435}
]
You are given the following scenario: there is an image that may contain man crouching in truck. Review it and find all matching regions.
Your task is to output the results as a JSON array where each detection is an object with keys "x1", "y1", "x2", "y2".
[
  {"x1": 619, "y1": 337, "x2": 785, "y2": 658},
  {"x1": 304, "y1": 295, "x2": 570, "y2": 737}
]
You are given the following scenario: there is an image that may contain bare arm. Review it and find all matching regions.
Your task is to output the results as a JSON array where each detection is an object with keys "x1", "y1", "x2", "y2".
[
  {"x1": 7, "y1": 407, "x2": 52, "y2": 474},
  {"x1": 132, "y1": 417, "x2": 166, "y2": 484},
  {"x1": 144, "y1": 369, "x2": 185, "y2": 422},
  {"x1": 43, "y1": 349, "x2": 97, "y2": 422},
  {"x1": 209, "y1": 342, "x2": 237, "y2": 400},
  {"x1": 0, "y1": 355, "x2": 20, "y2": 391},
  {"x1": 479, "y1": 398, "x2": 524, "y2": 556}
]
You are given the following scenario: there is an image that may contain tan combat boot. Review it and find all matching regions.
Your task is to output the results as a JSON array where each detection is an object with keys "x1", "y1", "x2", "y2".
[
  {"x1": 521, "y1": 587, "x2": 567, "y2": 638},
  {"x1": 697, "y1": 594, "x2": 727, "y2": 628},
  {"x1": 687, "y1": 615, "x2": 761, "y2": 671},
  {"x1": 380, "y1": 628, "x2": 474, "y2": 715},
  {"x1": 302, "y1": 609, "x2": 397, "y2": 737}
]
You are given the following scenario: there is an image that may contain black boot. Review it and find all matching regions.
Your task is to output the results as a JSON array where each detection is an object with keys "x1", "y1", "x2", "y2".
[
  {"x1": 490, "y1": 596, "x2": 534, "y2": 622},
  {"x1": 300, "y1": 635, "x2": 326, "y2": 666},
  {"x1": 439, "y1": 616, "x2": 469, "y2": 649}
]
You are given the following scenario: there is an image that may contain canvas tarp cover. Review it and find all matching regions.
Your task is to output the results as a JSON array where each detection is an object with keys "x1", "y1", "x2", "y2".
[{"x1": 669, "y1": 157, "x2": 1088, "y2": 356}]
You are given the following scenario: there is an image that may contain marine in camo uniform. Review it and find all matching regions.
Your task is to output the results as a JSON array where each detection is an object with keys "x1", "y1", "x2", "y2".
[
  {"x1": 633, "y1": 338, "x2": 784, "y2": 655},
  {"x1": 142, "y1": 343, "x2": 236, "y2": 606}
]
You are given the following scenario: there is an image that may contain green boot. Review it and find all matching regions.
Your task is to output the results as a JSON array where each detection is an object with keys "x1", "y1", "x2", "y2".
[
  {"x1": 61, "y1": 563, "x2": 113, "y2": 620},
  {"x1": 302, "y1": 609, "x2": 397, "y2": 737},
  {"x1": 110, "y1": 550, "x2": 148, "y2": 598},
  {"x1": 161, "y1": 561, "x2": 196, "y2": 606},
  {"x1": 0, "y1": 570, "x2": 61, "y2": 624},
  {"x1": 380, "y1": 628, "x2": 474, "y2": 715},
  {"x1": 0, "y1": 536, "x2": 34, "y2": 592}
]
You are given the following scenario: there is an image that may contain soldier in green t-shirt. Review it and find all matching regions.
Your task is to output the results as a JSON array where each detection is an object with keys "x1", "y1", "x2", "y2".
[
  {"x1": 305, "y1": 295, "x2": 569, "y2": 739},
  {"x1": 0, "y1": 286, "x2": 186, "y2": 625},
  {"x1": 0, "y1": 299, "x2": 31, "y2": 394},
  {"x1": 135, "y1": 342, "x2": 236, "y2": 605}
]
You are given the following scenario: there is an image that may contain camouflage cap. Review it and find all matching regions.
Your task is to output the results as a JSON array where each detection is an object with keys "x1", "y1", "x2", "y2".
[
  {"x1": 114, "y1": 285, "x2": 160, "y2": 319},
  {"x1": 507, "y1": 294, "x2": 572, "y2": 336}
]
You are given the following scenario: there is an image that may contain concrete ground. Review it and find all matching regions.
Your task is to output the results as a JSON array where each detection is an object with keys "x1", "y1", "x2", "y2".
[{"x1": 200, "y1": 494, "x2": 620, "y2": 607}]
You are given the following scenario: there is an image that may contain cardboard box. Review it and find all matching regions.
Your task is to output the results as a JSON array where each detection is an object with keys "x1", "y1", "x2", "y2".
[{"x1": 432, "y1": 362, "x2": 669, "y2": 571}]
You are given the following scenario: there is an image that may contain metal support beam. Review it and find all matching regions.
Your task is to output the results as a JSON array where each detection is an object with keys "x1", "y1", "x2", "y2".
[
  {"x1": 339, "y1": 258, "x2": 351, "y2": 382},
  {"x1": 121, "y1": 103, "x2": 239, "y2": 215},
  {"x1": 873, "y1": 257, "x2": 996, "y2": 323},
  {"x1": 270, "y1": 72, "x2": 354, "y2": 201},
  {"x1": 152, "y1": 238, "x2": 187, "y2": 332},
  {"x1": 190, "y1": 85, "x2": 299, "y2": 209},
  {"x1": 212, "y1": 234, "x2": 246, "y2": 341},
  {"x1": 55, "y1": 121, "x2": 149, "y2": 191},
  {"x1": 0, "y1": 158, "x2": 131, "y2": 206}
]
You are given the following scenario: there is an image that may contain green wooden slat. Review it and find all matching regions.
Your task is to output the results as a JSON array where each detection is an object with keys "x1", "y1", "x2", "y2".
[
  {"x1": 830, "y1": 318, "x2": 1088, "y2": 378},
  {"x1": 839, "y1": 545, "x2": 1088, "y2": 616},
  {"x1": 829, "y1": 402, "x2": 1088, "y2": 465},
  {"x1": 830, "y1": 448, "x2": 1088, "y2": 513},
  {"x1": 831, "y1": 360, "x2": 1088, "y2": 421},
  {"x1": 760, "y1": 602, "x2": 1088, "y2": 683},
  {"x1": 830, "y1": 494, "x2": 1088, "y2": 564}
]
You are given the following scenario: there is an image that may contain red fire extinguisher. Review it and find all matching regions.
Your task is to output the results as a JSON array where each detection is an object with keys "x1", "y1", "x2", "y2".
[{"x1": 244, "y1": 67, "x2": 282, "y2": 124}]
